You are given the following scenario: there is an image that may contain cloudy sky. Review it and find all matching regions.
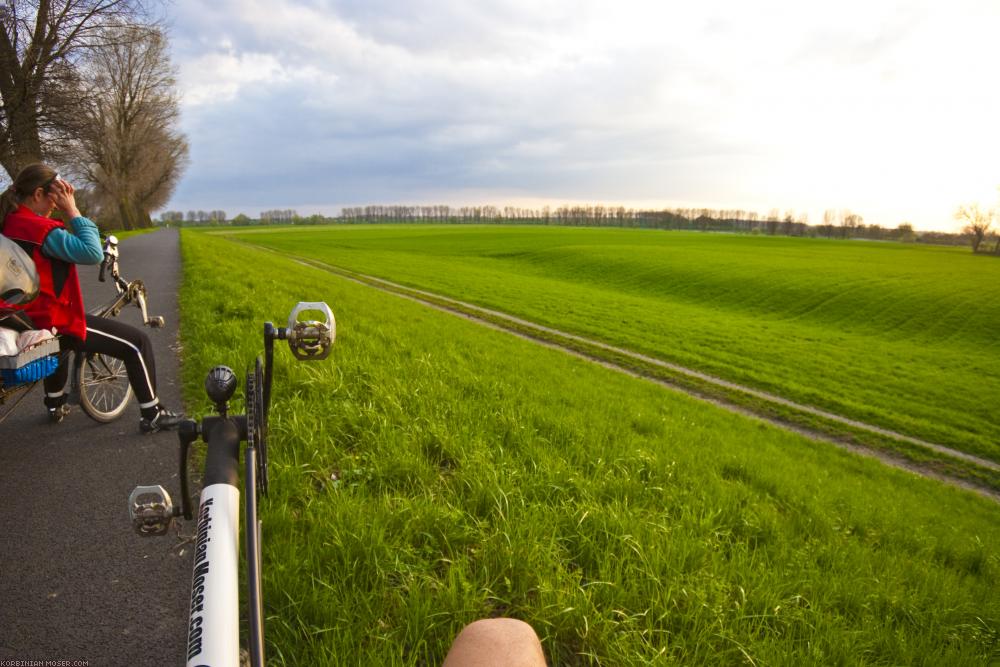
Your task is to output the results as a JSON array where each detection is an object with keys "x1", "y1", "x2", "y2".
[{"x1": 165, "y1": 0, "x2": 1000, "y2": 231}]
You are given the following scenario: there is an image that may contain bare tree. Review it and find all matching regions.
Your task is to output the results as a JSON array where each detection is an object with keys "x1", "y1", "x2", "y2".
[
  {"x1": 954, "y1": 204, "x2": 993, "y2": 253},
  {"x1": 0, "y1": 0, "x2": 159, "y2": 177},
  {"x1": 841, "y1": 211, "x2": 863, "y2": 238},
  {"x1": 76, "y1": 23, "x2": 186, "y2": 229}
]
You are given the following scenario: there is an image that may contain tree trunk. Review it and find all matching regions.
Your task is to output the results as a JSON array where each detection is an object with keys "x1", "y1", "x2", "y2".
[
  {"x1": 0, "y1": 106, "x2": 44, "y2": 178},
  {"x1": 117, "y1": 198, "x2": 135, "y2": 231},
  {"x1": 117, "y1": 199, "x2": 154, "y2": 230},
  {"x1": 972, "y1": 233, "x2": 983, "y2": 253}
]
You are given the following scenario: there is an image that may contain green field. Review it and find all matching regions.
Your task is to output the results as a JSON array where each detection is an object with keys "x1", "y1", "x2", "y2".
[
  {"x1": 180, "y1": 231, "x2": 1000, "y2": 665},
  {"x1": 214, "y1": 225, "x2": 1000, "y2": 466}
]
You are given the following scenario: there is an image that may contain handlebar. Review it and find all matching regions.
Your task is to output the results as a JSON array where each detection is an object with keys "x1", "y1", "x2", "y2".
[
  {"x1": 94, "y1": 236, "x2": 165, "y2": 328},
  {"x1": 99, "y1": 235, "x2": 120, "y2": 284}
]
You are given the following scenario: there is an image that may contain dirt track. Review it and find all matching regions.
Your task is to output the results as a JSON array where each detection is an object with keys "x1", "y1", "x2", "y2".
[
  {"x1": 0, "y1": 229, "x2": 190, "y2": 666},
  {"x1": 258, "y1": 247, "x2": 1000, "y2": 504}
]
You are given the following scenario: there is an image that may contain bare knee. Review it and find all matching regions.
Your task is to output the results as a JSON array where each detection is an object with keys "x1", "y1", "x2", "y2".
[{"x1": 443, "y1": 618, "x2": 545, "y2": 667}]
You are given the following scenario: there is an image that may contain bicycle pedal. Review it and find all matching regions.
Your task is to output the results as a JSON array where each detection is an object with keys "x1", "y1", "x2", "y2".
[
  {"x1": 128, "y1": 485, "x2": 175, "y2": 537},
  {"x1": 287, "y1": 302, "x2": 335, "y2": 361}
]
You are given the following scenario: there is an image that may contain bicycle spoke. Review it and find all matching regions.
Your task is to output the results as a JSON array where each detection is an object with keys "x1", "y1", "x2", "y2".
[{"x1": 81, "y1": 353, "x2": 131, "y2": 419}]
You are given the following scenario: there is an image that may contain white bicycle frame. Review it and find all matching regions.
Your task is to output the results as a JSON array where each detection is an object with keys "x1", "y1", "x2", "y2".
[
  {"x1": 187, "y1": 483, "x2": 240, "y2": 666},
  {"x1": 128, "y1": 303, "x2": 335, "y2": 666}
]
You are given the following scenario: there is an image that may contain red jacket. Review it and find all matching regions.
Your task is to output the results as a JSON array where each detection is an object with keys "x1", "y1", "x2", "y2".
[{"x1": 3, "y1": 206, "x2": 87, "y2": 340}]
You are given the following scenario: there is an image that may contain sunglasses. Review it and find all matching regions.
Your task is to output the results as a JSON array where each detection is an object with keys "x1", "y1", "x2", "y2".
[{"x1": 41, "y1": 173, "x2": 60, "y2": 194}]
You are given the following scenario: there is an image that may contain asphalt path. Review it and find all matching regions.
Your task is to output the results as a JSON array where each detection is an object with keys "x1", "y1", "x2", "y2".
[{"x1": 0, "y1": 228, "x2": 191, "y2": 666}]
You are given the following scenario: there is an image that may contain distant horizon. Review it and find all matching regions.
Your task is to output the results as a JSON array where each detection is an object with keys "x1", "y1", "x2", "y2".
[
  {"x1": 157, "y1": 198, "x2": 970, "y2": 234},
  {"x1": 159, "y1": 201, "x2": 979, "y2": 236}
]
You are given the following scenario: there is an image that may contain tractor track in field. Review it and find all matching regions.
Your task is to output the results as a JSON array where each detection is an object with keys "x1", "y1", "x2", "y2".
[{"x1": 238, "y1": 241, "x2": 1000, "y2": 504}]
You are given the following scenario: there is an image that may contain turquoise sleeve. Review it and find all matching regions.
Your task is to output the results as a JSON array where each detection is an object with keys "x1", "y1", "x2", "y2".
[{"x1": 41, "y1": 216, "x2": 104, "y2": 265}]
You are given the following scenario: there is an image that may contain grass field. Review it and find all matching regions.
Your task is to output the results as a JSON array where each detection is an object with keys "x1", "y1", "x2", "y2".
[
  {"x1": 214, "y1": 225, "x2": 1000, "y2": 466},
  {"x1": 180, "y1": 231, "x2": 1000, "y2": 665}
]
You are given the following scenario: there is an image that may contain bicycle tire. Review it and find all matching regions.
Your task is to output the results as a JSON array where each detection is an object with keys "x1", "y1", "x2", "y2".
[{"x1": 77, "y1": 352, "x2": 133, "y2": 422}]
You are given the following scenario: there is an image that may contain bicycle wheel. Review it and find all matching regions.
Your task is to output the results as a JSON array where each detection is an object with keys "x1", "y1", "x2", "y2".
[{"x1": 77, "y1": 352, "x2": 133, "y2": 422}]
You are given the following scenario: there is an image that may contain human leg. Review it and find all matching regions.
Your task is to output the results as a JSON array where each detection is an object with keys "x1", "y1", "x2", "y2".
[
  {"x1": 82, "y1": 315, "x2": 182, "y2": 431},
  {"x1": 42, "y1": 336, "x2": 80, "y2": 422},
  {"x1": 83, "y1": 315, "x2": 157, "y2": 405},
  {"x1": 442, "y1": 619, "x2": 546, "y2": 667}
]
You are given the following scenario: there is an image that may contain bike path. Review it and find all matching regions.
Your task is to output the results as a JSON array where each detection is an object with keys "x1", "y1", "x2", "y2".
[{"x1": 0, "y1": 228, "x2": 191, "y2": 666}]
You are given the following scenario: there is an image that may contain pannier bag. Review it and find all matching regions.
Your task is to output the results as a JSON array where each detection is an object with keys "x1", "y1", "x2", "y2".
[{"x1": 0, "y1": 328, "x2": 60, "y2": 387}]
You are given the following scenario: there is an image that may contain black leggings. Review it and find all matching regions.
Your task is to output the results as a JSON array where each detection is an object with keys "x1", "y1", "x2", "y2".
[{"x1": 44, "y1": 314, "x2": 158, "y2": 407}]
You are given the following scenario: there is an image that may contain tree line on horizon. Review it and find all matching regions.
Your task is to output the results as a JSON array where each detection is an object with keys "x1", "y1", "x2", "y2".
[
  {"x1": 160, "y1": 203, "x2": 990, "y2": 248},
  {"x1": 339, "y1": 204, "x2": 951, "y2": 244}
]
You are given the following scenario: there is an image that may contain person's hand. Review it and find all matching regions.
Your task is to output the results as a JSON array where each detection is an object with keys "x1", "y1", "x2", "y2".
[{"x1": 48, "y1": 178, "x2": 81, "y2": 219}]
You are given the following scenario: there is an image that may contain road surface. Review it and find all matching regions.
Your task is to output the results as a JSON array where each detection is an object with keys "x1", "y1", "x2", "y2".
[{"x1": 0, "y1": 229, "x2": 191, "y2": 666}]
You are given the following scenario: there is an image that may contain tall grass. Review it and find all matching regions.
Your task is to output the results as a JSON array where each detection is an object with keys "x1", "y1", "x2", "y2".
[
  {"x1": 180, "y1": 231, "x2": 1000, "y2": 665},
  {"x1": 221, "y1": 225, "x2": 1000, "y2": 462}
]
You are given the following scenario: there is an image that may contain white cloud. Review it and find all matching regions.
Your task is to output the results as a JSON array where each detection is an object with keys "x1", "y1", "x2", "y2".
[
  {"x1": 180, "y1": 50, "x2": 288, "y2": 106},
  {"x1": 166, "y1": 0, "x2": 1000, "y2": 230}
]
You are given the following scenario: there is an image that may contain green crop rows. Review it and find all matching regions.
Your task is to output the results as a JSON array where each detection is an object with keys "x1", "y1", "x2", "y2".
[
  {"x1": 180, "y1": 230, "x2": 999, "y2": 665},
  {"x1": 218, "y1": 225, "x2": 1000, "y2": 466}
]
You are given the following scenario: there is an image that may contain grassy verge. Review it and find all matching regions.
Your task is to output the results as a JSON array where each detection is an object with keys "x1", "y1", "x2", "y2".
[
  {"x1": 102, "y1": 226, "x2": 158, "y2": 240},
  {"x1": 180, "y1": 231, "x2": 1000, "y2": 665}
]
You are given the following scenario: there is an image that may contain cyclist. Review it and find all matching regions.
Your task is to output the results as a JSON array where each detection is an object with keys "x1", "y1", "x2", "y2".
[{"x1": 0, "y1": 163, "x2": 183, "y2": 431}]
